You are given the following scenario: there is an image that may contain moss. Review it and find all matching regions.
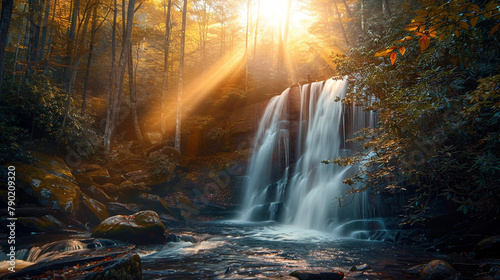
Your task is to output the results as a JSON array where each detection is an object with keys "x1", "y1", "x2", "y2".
[
  {"x1": 91, "y1": 210, "x2": 166, "y2": 244},
  {"x1": 16, "y1": 162, "x2": 81, "y2": 214}
]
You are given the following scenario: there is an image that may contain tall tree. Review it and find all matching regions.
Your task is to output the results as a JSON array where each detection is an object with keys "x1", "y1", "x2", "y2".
[
  {"x1": 175, "y1": 0, "x2": 188, "y2": 153},
  {"x1": 128, "y1": 43, "x2": 142, "y2": 142},
  {"x1": 104, "y1": 0, "x2": 137, "y2": 154},
  {"x1": 160, "y1": 0, "x2": 172, "y2": 136},
  {"x1": 0, "y1": 0, "x2": 14, "y2": 87},
  {"x1": 104, "y1": 0, "x2": 117, "y2": 149}
]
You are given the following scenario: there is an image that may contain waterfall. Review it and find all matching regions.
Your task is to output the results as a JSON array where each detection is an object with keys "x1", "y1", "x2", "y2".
[{"x1": 241, "y1": 78, "x2": 379, "y2": 233}]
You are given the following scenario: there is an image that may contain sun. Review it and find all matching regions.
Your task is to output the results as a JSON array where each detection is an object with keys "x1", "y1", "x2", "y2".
[{"x1": 238, "y1": 0, "x2": 295, "y2": 28}]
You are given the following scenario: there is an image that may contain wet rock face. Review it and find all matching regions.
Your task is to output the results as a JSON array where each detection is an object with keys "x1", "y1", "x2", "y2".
[
  {"x1": 420, "y1": 260, "x2": 458, "y2": 280},
  {"x1": 16, "y1": 154, "x2": 81, "y2": 215},
  {"x1": 91, "y1": 210, "x2": 166, "y2": 244}
]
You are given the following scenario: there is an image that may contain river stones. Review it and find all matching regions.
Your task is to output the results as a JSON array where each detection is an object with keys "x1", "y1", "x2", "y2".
[
  {"x1": 91, "y1": 210, "x2": 166, "y2": 244},
  {"x1": 420, "y1": 260, "x2": 458, "y2": 280},
  {"x1": 16, "y1": 157, "x2": 81, "y2": 215},
  {"x1": 289, "y1": 270, "x2": 344, "y2": 280},
  {"x1": 474, "y1": 235, "x2": 500, "y2": 259}
]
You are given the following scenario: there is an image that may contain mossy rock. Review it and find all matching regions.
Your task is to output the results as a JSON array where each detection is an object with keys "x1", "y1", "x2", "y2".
[
  {"x1": 16, "y1": 156, "x2": 81, "y2": 214},
  {"x1": 91, "y1": 210, "x2": 166, "y2": 244},
  {"x1": 18, "y1": 216, "x2": 60, "y2": 233},
  {"x1": 78, "y1": 193, "x2": 110, "y2": 225}
]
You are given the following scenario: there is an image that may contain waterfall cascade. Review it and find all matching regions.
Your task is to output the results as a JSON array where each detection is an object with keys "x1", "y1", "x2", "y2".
[{"x1": 241, "y1": 78, "x2": 380, "y2": 234}]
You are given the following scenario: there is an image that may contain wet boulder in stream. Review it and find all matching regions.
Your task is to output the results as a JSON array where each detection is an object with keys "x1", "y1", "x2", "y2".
[
  {"x1": 91, "y1": 210, "x2": 166, "y2": 244},
  {"x1": 290, "y1": 270, "x2": 344, "y2": 280}
]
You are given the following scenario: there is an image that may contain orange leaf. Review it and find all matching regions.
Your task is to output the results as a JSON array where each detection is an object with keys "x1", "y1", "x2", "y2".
[
  {"x1": 454, "y1": 30, "x2": 460, "y2": 37},
  {"x1": 491, "y1": 22, "x2": 500, "y2": 35},
  {"x1": 390, "y1": 52, "x2": 397, "y2": 65},
  {"x1": 471, "y1": 16, "x2": 478, "y2": 27},
  {"x1": 418, "y1": 35, "x2": 430, "y2": 52},
  {"x1": 399, "y1": 47, "x2": 406, "y2": 55},
  {"x1": 458, "y1": 21, "x2": 469, "y2": 29}
]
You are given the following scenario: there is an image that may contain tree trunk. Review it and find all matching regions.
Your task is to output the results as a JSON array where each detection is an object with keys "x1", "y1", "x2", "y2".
[
  {"x1": 244, "y1": 0, "x2": 250, "y2": 91},
  {"x1": 104, "y1": 0, "x2": 117, "y2": 151},
  {"x1": 160, "y1": 0, "x2": 172, "y2": 136},
  {"x1": 175, "y1": 0, "x2": 188, "y2": 153},
  {"x1": 64, "y1": 0, "x2": 80, "y2": 89},
  {"x1": 360, "y1": 0, "x2": 364, "y2": 31},
  {"x1": 0, "y1": 0, "x2": 14, "y2": 88},
  {"x1": 382, "y1": 0, "x2": 391, "y2": 16},
  {"x1": 128, "y1": 44, "x2": 143, "y2": 142},
  {"x1": 104, "y1": 0, "x2": 136, "y2": 154},
  {"x1": 39, "y1": 0, "x2": 51, "y2": 61},
  {"x1": 29, "y1": 0, "x2": 42, "y2": 65},
  {"x1": 334, "y1": 0, "x2": 349, "y2": 46},
  {"x1": 253, "y1": 0, "x2": 260, "y2": 57},
  {"x1": 82, "y1": 5, "x2": 98, "y2": 113},
  {"x1": 12, "y1": 4, "x2": 27, "y2": 85}
]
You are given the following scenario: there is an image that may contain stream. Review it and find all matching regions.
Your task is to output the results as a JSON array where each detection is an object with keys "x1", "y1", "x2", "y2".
[{"x1": 138, "y1": 220, "x2": 438, "y2": 279}]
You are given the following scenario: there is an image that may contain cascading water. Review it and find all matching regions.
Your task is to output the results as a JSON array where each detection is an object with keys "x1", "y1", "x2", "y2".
[{"x1": 241, "y1": 78, "x2": 380, "y2": 234}]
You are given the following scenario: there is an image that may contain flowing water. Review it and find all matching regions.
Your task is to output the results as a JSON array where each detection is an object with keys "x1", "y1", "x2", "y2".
[
  {"x1": 139, "y1": 221, "x2": 435, "y2": 279},
  {"x1": 241, "y1": 78, "x2": 380, "y2": 234}
]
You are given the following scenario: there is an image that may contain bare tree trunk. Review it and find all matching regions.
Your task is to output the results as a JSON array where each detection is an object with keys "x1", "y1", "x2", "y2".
[
  {"x1": 128, "y1": 44, "x2": 142, "y2": 142},
  {"x1": 39, "y1": 0, "x2": 51, "y2": 61},
  {"x1": 175, "y1": 0, "x2": 187, "y2": 153},
  {"x1": 244, "y1": 0, "x2": 250, "y2": 91},
  {"x1": 0, "y1": 0, "x2": 14, "y2": 88},
  {"x1": 82, "y1": 5, "x2": 98, "y2": 113},
  {"x1": 12, "y1": 5, "x2": 27, "y2": 85},
  {"x1": 104, "y1": 0, "x2": 136, "y2": 154},
  {"x1": 29, "y1": 0, "x2": 42, "y2": 65},
  {"x1": 160, "y1": 0, "x2": 172, "y2": 136},
  {"x1": 360, "y1": 0, "x2": 364, "y2": 31},
  {"x1": 43, "y1": 0, "x2": 56, "y2": 74},
  {"x1": 64, "y1": 0, "x2": 80, "y2": 89},
  {"x1": 334, "y1": 0, "x2": 349, "y2": 46},
  {"x1": 253, "y1": 0, "x2": 260, "y2": 57},
  {"x1": 382, "y1": 0, "x2": 391, "y2": 16},
  {"x1": 68, "y1": 6, "x2": 91, "y2": 95},
  {"x1": 104, "y1": 0, "x2": 117, "y2": 150}
]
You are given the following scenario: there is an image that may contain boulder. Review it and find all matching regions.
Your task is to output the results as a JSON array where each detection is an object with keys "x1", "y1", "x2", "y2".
[
  {"x1": 289, "y1": 270, "x2": 344, "y2": 280},
  {"x1": 78, "y1": 193, "x2": 110, "y2": 225},
  {"x1": 138, "y1": 193, "x2": 171, "y2": 213},
  {"x1": 18, "y1": 216, "x2": 61, "y2": 233},
  {"x1": 107, "y1": 202, "x2": 141, "y2": 216},
  {"x1": 91, "y1": 210, "x2": 166, "y2": 244},
  {"x1": 74, "y1": 168, "x2": 110, "y2": 186},
  {"x1": 16, "y1": 156, "x2": 81, "y2": 214},
  {"x1": 420, "y1": 260, "x2": 458, "y2": 280},
  {"x1": 83, "y1": 185, "x2": 114, "y2": 204},
  {"x1": 145, "y1": 132, "x2": 163, "y2": 145},
  {"x1": 474, "y1": 235, "x2": 500, "y2": 259}
]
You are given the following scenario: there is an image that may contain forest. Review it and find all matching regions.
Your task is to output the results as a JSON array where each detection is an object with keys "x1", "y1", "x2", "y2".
[{"x1": 0, "y1": 0, "x2": 499, "y2": 279}]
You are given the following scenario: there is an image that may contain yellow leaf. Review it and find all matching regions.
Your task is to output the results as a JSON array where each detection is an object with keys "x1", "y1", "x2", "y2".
[
  {"x1": 419, "y1": 35, "x2": 430, "y2": 52},
  {"x1": 455, "y1": 30, "x2": 460, "y2": 37},
  {"x1": 399, "y1": 47, "x2": 406, "y2": 56},
  {"x1": 491, "y1": 22, "x2": 500, "y2": 35},
  {"x1": 484, "y1": 11, "x2": 492, "y2": 19},
  {"x1": 390, "y1": 52, "x2": 397, "y2": 65},
  {"x1": 471, "y1": 16, "x2": 478, "y2": 27},
  {"x1": 375, "y1": 47, "x2": 394, "y2": 57},
  {"x1": 429, "y1": 31, "x2": 438, "y2": 38}
]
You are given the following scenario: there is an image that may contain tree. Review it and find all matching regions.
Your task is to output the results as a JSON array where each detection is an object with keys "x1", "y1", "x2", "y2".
[
  {"x1": 160, "y1": 0, "x2": 172, "y2": 136},
  {"x1": 0, "y1": 0, "x2": 14, "y2": 88},
  {"x1": 175, "y1": 0, "x2": 188, "y2": 153},
  {"x1": 104, "y1": 0, "x2": 138, "y2": 154}
]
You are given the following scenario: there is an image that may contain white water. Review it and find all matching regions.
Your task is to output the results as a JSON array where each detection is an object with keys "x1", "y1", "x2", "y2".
[{"x1": 241, "y1": 78, "x2": 379, "y2": 233}]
